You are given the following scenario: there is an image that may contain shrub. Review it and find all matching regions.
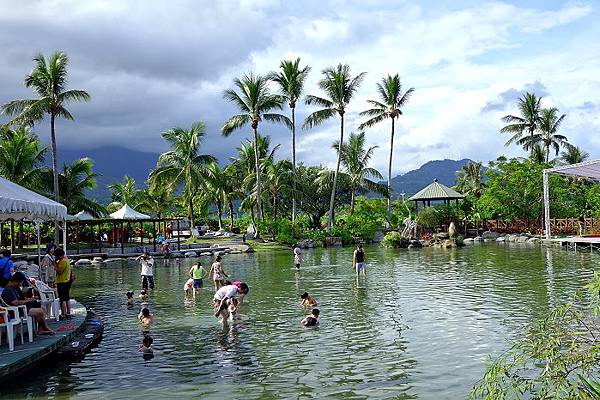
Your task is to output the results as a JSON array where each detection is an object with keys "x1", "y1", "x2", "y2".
[{"x1": 382, "y1": 231, "x2": 404, "y2": 248}]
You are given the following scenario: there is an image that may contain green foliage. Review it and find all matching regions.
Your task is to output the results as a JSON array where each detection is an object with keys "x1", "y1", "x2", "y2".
[
  {"x1": 338, "y1": 197, "x2": 386, "y2": 240},
  {"x1": 381, "y1": 231, "x2": 403, "y2": 248},
  {"x1": 417, "y1": 207, "x2": 440, "y2": 229},
  {"x1": 469, "y1": 272, "x2": 600, "y2": 399}
]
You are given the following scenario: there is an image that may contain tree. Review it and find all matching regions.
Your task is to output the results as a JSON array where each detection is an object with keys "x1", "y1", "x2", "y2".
[
  {"x1": 0, "y1": 125, "x2": 47, "y2": 189},
  {"x1": 516, "y1": 107, "x2": 569, "y2": 163},
  {"x1": 203, "y1": 162, "x2": 228, "y2": 230},
  {"x1": 263, "y1": 158, "x2": 293, "y2": 219},
  {"x1": 137, "y1": 183, "x2": 175, "y2": 218},
  {"x1": 560, "y1": 145, "x2": 589, "y2": 165},
  {"x1": 332, "y1": 132, "x2": 385, "y2": 213},
  {"x1": 1, "y1": 51, "x2": 90, "y2": 205},
  {"x1": 54, "y1": 158, "x2": 104, "y2": 216},
  {"x1": 269, "y1": 58, "x2": 311, "y2": 223},
  {"x1": 455, "y1": 161, "x2": 485, "y2": 198},
  {"x1": 358, "y1": 74, "x2": 413, "y2": 223},
  {"x1": 108, "y1": 176, "x2": 140, "y2": 210},
  {"x1": 303, "y1": 63, "x2": 366, "y2": 231},
  {"x1": 150, "y1": 122, "x2": 215, "y2": 228},
  {"x1": 500, "y1": 92, "x2": 542, "y2": 151},
  {"x1": 222, "y1": 73, "x2": 292, "y2": 226}
]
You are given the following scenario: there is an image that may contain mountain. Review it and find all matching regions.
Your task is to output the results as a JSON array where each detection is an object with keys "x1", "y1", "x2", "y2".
[
  {"x1": 390, "y1": 158, "x2": 475, "y2": 197},
  {"x1": 59, "y1": 146, "x2": 160, "y2": 202}
]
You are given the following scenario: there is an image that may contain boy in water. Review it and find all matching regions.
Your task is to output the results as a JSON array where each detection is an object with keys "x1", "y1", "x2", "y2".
[
  {"x1": 213, "y1": 283, "x2": 249, "y2": 321},
  {"x1": 300, "y1": 291, "x2": 318, "y2": 307},
  {"x1": 183, "y1": 278, "x2": 194, "y2": 296},
  {"x1": 140, "y1": 334, "x2": 154, "y2": 354},
  {"x1": 138, "y1": 307, "x2": 154, "y2": 328},
  {"x1": 188, "y1": 263, "x2": 206, "y2": 295},
  {"x1": 293, "y1": 245, "x2": 303, "y2": 269},
  {"x1": 353, "y1": 244, "x2": 367, "y2": 276},
  {"x1": 139, "y1": 289, "x2": 149, "y2": 301},
  {"x1": 126, "y1": 291, "x2": 135, "y2": 307},
  {"x1": 301, "y1": 308, "x2": 320, "y2": 327}
]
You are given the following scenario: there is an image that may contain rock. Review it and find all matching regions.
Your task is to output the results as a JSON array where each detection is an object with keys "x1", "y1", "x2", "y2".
[
  {"x1": 435, "y1": 232, "x2": 450, "y2": 240},
  {"x1": 297, "y1": 239, "x2": 317, "y2": 248},
  {"x1": 325, "y1": 237, "x2": 343, "y2": 246},
  {"x1": 496, "y1": 237, "x2": 506, "y2": 242},
  {"x1": 200, "y1": 251, "x2": 212, "y2": 256},
  {"x1": 517, "y1": 236, "x2": 529, "y2": 243},
  {"x1": 410, "y1": 240, "x2": 423, "y2": 248},
  {"x1": 230, "y1": 250, "x2": 242, "y2": 254},
  {"x1": 91, "y1": 257, "x2": 104, "y2": 263},
  {"x1": 245, "y1": 224, "x2": 256, "y2": 240},
  {"x1": 527, "y1": 237, "x2": 540, "y2": 243},
  {"x1": 448, "y1": 222, "x2": 457, "y2": 238},
  {"x1": 463, "y1": 238, "x2": 475, "y2": 244},
  {"x1": 407, "y1": 244, "x2": 414, "y2": 249},
  {"x1": 184, "y1": 251, "x2": 197, "y2": 257},
  {"x1": 482, "y1": 231, "x2": 500, "y2": 240},
  {"x1": 483, "y1": 238, "x2": 493, "y2": 242},
  {"x1": 473, "y1": 236, "x2": 483, "y2": 242},
  {"x1": 75, "y1": 259, "x2": 92, "y2": 266},
  {"x1": 372, "y1": 230, "x2": 385, "y2": 243},
  {"x1": 507, "y1": 235, "x2": 518, "y2": 242}
]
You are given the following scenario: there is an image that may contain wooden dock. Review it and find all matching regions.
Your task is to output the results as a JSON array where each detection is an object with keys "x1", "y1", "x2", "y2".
[
  {"x1": 0, "y1": 301, "x2": 87, "y2": 381},
  {"x1": 545, "y1": 236, "x2": 600, "y2": 251}
]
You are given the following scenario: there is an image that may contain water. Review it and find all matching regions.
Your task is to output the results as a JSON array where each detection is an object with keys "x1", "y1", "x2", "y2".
[{"x1": 2, "y1": 244, "x2": 598, "y2": 399}]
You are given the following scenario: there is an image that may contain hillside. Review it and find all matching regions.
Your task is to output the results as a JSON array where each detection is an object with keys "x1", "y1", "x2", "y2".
[{"x1": 390, "y1": 158, "x2": 475, "y2": 197}]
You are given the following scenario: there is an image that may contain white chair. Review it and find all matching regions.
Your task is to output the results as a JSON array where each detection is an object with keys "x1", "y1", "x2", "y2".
[
  {"x1": 0, "y1": 309, "x2": 21, "y2": 351},
  {"x1": 32, "y1": 279, "x2": 60, "y2": 321},
  {"x1": 0, "y1": 299, "x2": 33, "y2": 344}
]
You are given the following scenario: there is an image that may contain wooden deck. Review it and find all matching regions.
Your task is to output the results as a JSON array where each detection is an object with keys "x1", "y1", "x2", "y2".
[
  {"x1": 0, "y1": 301, "x2": 87, "y2": 381},
  {"x1": 545, "y1": 236, "x2": 600, "y2": 249}
]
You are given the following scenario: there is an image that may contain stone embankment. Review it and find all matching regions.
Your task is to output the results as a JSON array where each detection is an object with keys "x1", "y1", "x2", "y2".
[{"x1": 463, "y1": 231, "x2": 541, "y2": 244}]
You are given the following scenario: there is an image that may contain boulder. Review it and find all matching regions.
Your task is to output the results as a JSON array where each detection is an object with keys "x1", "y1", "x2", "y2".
[
  {"x1": 473, "y1": 236, "x2": 483, "y2": 242},
  {"x1": 325, "y1": 237, "x2": 343, "y2": 246},
  {"x1": 410, "y1": 240, "x2": 423, "y2": 248},
  {"x1": 372, "y1": 230, "x2": 385, "y2": 243},
  {"x1": 496, "y1": 236, "x2": 506, "y2": 242},
  {"x1": 435, "y1": 232, "x2": 450, "y2": 240},
  {"x1": 482, "y1": 231, "x2": 500, "y2": 240},
  {"x1": 507, "y1": 235, "x2": 518, "y2": 242},
  {"x1": 297, "y1": 239, "x2": 317, "y2": 248},
  {"x1": 527, "y1": 237, "x2": 540, "y2": 243},
  {"x1": 517, "y1": 236, "x2": 529, "y2": 243},
  {"x1": 75, "y1": 259, "x2": 92, "y2": 266},
  {"x1": 91, "y1": 257, "x2": 104, "y2": 263},
  {"x1": 184, "y1": 251, "x2": 197, "y2": 257},
  {"x1": 200, "y1": 252, "x2": 213, "y2": 256},
  {"x1": 448, "y1": 222, "x2": 457, "y2": 238},
  {"x1": 463, "y1": 238, "x2": 475, "y2": 244}
]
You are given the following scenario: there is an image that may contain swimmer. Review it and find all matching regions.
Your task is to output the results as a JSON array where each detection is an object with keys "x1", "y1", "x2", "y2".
[
  {"x1": 293, "y1": 245, "x2": 303, "y2": 269},
  {"x1": 139, "y1": 289, "x2": 149, "y2": 301},
  {"x1": 301, "y1": 308, "x2": 320, "y2": 327},
  {"x1": 183, "y1": 278, "x2": 194, "y2": 296},
  {"x1": 138, "y1": 307, "x2": 154, "y2": 328},
  {"x1": 140, "y1": 334, "x2": 154, "y2": 354},
  {"x1": 300, "y1": 291, "x2": 318, "y2": 307},
  {"x1": 126, "y1": 291, "x2": 135, "y2": 307}
]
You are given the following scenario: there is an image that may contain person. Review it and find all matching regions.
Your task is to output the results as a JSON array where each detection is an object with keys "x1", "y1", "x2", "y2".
[
  {"x1": 353, "y1": 244, "x2": 367, "y2": 276},
  {"x1": 293, "y1": 245, "x2": 303, "y2": 269},
  {"x1": 301, "y1": 308, "x2": 320, "y2": 328},
  {"x1": 0, "y1": 249, "x2": 14, "y2": 287},
  {"x1": 166, "y1": 224, "x2": 172, "y2": 239},
  {"x1": 189, "y1": 263, "x2": 206, "y2": 294},
  {"x1": 138, "y1": 307, "x2": 154, "y2": 327},
  {"x1": 157, "y1": 233, "x2": 164, "y2": 244},
  {"x1": 54, "y1": 248, "x2": 72, "y2": 319},
  {"x1": 209, "y1": 256, "x2": 227, "y2": 291},
  {"x1": 126, "y1": 291, "x2": 135, "y2": 307},
  {"x1": 40, "y1": 243, "x2": 56, "y2": 287},
  {"x1": 139, "y1": 289, "x2": 149, "y2": 301},
  {"x1": 183, "y1": 278, "x2": 194, "y2": 296},
  {"x1": 213, "y1": 282, "x2": 249, "y2": 320},
  {"x1": 300, "y1": 291, "x2": 318, "y2": 307},
  {"x1": 1, "y1": 272, "x2": 54, "y2": 335},
  {"x1": 137, "y1": 252, "x2": 154, "y2": 290},
  {"x1": 140, "y1": 334, "x2": 154, "y2": 354}
]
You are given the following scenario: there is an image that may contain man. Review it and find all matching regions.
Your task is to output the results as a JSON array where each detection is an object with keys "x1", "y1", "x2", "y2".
[
  {"x1": 136, "y1": 252, "x2": 155, "y2": 289},
  {"x1": 353, "y1": 244, "x2": 367, "y2": 276},
  {"x1": 213, "y1": 282, "x2": 249, "y2": 319},
  {"x1": 0, "y1": 249, "x2": 14, "y2": 287},
  {"x1": 1, "y1": 272, "x2": 54, "y2": 335}
]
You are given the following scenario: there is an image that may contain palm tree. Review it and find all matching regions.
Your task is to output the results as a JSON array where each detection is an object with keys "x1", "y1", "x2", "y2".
[
  {"x1": 54, "y1": 158, "x2": 105, "y2": 216},
  {"x1": 108, "y1": 176, "x2": 140, "y2": 210},
  {"x1": 560, "y1": 145, "x2": 589, "y2": 165},
  {"x1": 358, "y1": 74, "x2": 414, "y2": 223},
  {"x1": 455, "y1": 161, "x2": 485, "y2": 197},
  {"x1": 203, "y1": 162, "x2": 228, "y2": 230},
  {"x1": 137, "y1": 183, "x2": 175, "y2": 218},
  {"x1": 222, "y1": 73, "x2": 292, "y2": 224},
  {"x1": 517, "y1": 108, "x2": 569, "y2": 162},
  {"x1": 303, "y1": 63, "x2": 366, "y2": 230},
  {"x1": 0, "y1": 125, "x2": 47, "y2": 189},
  {"x1": 263, "y1": 158, "x2": 293, "y2": 219},
  {"x1": 150, "y1": 122, "x2": 215, "y2": 228},
  {"x1": 1, "y1": 51, "x2": 90, "y2": 204},
  {"x1": 332, "y1": 132, "x2": 385, "y2": 213},
  {"x1": 529, "y1": 143, "x2": 547, "y2": 165},
  {"x1": 269, "y1": 58, "x2": 311, "y2": 223},
  {"x1": 500, "y1": 92, "x2": 542, "y2": 151}
]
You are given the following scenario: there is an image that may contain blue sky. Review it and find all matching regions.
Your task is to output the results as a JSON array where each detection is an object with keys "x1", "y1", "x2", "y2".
[{"x1": 0, "y1": 0, "x2": 598, "y2": 177}]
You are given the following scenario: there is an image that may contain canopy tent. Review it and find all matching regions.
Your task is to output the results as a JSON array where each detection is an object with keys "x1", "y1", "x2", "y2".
[
  {"x1": 409, "y1": 179, "x2": 464, "y2": 212},
  {"x1": 109, "y1": 204, "x2": 150, "y2": 220},
  {"x1": 67, "y1": 211, "x2": 95, "y2": 221},
  {"x1": 0, "y1": 175, "x2": 67, "y2": 222},
  {"x1": 543, "y1": 160, "x2": 600, "y2": 239}
]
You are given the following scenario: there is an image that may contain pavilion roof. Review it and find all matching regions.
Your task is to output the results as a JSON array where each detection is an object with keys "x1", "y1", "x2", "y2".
[
  {"x1": 408, "y1": 179, "x2": 465, "y2": 201},
  {"x1": 544, "y1": 159, "x2": 600, "y2": 180}
]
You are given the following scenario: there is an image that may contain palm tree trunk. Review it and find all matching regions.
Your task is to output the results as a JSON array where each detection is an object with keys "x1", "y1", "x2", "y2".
[
  {"x1": 291, "y1": 107, "x2": 297, "y2": 224},
  {"x1": 273, "y1": 193, "x2": 277, "y2": 220},
  {"x1": 188, "y1": 195, "x2": 195, "y2": 229},
  {"x1": 327, "y1": 113, "x2": 344, "y2": 232},
  {"x1": 217, "y1": 200, "x2": 223, "y2": 230},
  {"x1": 50, "y1": 113, "x2": 61, "y2": 244},
  {"x1": 252, "y1": 126, "x2": 263, "y2": 223},
  {"x1": 228, "y1": 200, "x2": 234, "y2": 231},
  {"x1": 545, "y1": 144, "x2": 550, "y2": 163},
  {"x1": 387, "y1": 117, "x2": 395, "y2": 226},
  {"x1": 351, "y1": 188, "x2": 356, "y2": 214}
]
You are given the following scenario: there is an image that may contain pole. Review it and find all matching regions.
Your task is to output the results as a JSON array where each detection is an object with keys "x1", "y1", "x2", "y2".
[
  {"x1": 120, "y1": 222, "x2": 124, "y2": 254},
  {"x1": 177, "y1": 219, "x2": 181, "y2": 251},
  {"x1": 153, "y1": 221, "x2": 157, "y2": 252},
  {"x1": 36, "y1": 222, "x2": 41, "y2": 266},
  {"x1": 543, "y1": 170, "x2": 551, "y2": 240},
  {"x1": 63, "y1": 219, "x2": 67, "y2": 252}
]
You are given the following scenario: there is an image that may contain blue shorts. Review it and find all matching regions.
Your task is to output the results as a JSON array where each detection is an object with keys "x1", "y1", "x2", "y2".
[{"x1": 192, "y1": 278, "x2": 203, "y2": 288}]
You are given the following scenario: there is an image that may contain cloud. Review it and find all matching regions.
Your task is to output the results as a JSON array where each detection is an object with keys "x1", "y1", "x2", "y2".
[{"x1": 482, "y1": 81, "x2": 550, "y2": 112}]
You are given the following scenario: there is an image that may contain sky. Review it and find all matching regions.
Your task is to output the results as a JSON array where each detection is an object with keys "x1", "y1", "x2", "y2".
[{"x1": 1, "y1": 0, "x2": 599, "y2": 178}]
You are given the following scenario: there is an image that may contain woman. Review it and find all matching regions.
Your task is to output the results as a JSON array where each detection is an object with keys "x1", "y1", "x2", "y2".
[
  {"x1": 208, "y1": 255, "x2": 227, "y2": 291},
  {"x1": 40, "y1": 243, "x2": 56, "y2": 287},
  {"x1": 54, "y1": 248, "x2": 72, "y2": 319}
]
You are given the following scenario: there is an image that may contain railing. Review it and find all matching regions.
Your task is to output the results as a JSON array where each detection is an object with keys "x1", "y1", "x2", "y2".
[{"x1": 454, "y1": 217, "x2": 600, "y2": 236}]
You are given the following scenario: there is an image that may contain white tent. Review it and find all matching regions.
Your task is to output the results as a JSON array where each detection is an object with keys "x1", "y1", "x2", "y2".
[
  {"x1": 67, "y1": 211, "x2": 95, "y2": 221},
  {"x1": 109, "y1": 204, "x2": 150, "y2": 219},
  {"x1": 543, "y1": 160, "x2": 600, "y2": 239}
]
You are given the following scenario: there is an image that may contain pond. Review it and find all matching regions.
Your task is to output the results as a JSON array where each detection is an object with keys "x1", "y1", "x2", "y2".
[{"x1": 3, "y1": 243, "x2": 597, "y2": 399}]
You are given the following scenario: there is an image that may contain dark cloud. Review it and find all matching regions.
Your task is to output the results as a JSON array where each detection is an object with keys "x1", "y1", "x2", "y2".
[{"x1": 481, "y1": 80, "x2": 549, "y2": 112}]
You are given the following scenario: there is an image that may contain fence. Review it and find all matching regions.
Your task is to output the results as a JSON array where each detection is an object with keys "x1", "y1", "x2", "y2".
[{"x1": 454, "y1": 217, "x2": 600, "y2": 237}]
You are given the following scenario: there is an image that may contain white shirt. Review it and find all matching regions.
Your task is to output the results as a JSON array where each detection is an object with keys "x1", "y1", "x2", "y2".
[
  {"x1": 213, "y1": 285, "x2": 238, "y2": 301},
  {"x1": 140, "y1": 257, "x2": 154, "y2": 276},
  {"x1": 294, "y1": 247, "x2": 302, "y2": 264}
]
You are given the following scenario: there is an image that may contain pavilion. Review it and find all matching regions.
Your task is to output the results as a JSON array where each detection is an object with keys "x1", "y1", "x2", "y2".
[
  {"x1": 408, "y1": 179, "x2": 465, "y2": 213},
  {"x1": 543, "y1": 159, "x2": 600, "y2": 239}
]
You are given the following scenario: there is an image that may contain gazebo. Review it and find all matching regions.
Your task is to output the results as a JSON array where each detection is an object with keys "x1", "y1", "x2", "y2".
[
  {"x1": 543, "y1": 160, "x2": 600, "y2": 239},
  {"x1": 0, "y1": 175, "x2": 68, "y2": 261},
  {"x1": 409, "y1": 179, "x2": 465, "y2": 212}
]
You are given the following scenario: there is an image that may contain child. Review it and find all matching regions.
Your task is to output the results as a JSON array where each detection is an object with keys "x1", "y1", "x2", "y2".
[
  {"x1": 183, "y1": 278, "x2": 194, "y2": 296},
  {"x1": 126, "y1": 291, "x2": 135, "y2": 307},
  {"x1": 300, "y1": 292, "x2": 318, "y2": 307},
  {"x1": 302, "y1": 308, "x2": 320, "y2": 327},
  {"x1": 139, "y1": 334, "x2": 154, "y2": 354},
  {"x1": 188, "y1": 263, "x2": 206, "y2": 294},
  {"x1": 293, "y1": 245, "x2": 303, "y2": 269},
  {"x1": 227, "y1": 297, "x2": 239, "y2": 321},
  {"x1": 208, "y1": 256, "x2": 227, "y2": 291},
  {"x1": 139, "y1": 289, "x2": 149, "y2": 301},
  {"x1": 138, "y1": 307, "x2": 154, "y2": 328}
]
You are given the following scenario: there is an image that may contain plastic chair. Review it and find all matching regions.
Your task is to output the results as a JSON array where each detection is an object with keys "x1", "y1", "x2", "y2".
[
  {"x1": 0, "y1": 299, "x2": 33, "y2": 344},
  {"x1": 0, "y1": 309, "x2": 21, "y2": 351},
  {"x1": 32, "y1": 279, "x2": 60, "y2": 321}
]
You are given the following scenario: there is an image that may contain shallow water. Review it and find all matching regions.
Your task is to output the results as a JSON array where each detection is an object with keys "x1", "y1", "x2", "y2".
[{"x1": 3, "y1": 243, "x2": 597, "y2": 399}]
